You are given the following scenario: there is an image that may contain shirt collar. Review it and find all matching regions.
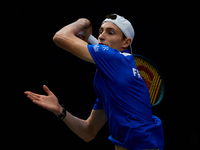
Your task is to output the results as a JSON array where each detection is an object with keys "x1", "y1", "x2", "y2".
[{"x1": 121, "y1": 49, "x2": 131, "y2": 54}]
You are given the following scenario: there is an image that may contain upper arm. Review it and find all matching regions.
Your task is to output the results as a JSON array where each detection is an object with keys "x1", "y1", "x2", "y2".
[
  {"x1": 86, "y1": 109, "x2": 107, "y2": 137},
  {"x1": 88, "y1": 44, "x2": 120, "y2": 80},
  {"x1": 53, "y1": 33, "x2": 95, "y2": 64}
]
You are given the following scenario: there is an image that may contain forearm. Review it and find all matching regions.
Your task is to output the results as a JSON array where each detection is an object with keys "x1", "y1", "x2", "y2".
[
  {"x1": 53, "y1": 19, "x2": 90, "y2": 40},
  {"x1": 52, "y1": 18, "x2": 94, "y2": 63},
  {"x1": 63, "y1": 111, "x2": 95, "y2": 142},
  {"x1": 24, "y1": 85, "x2": 99, "y2": 142}
]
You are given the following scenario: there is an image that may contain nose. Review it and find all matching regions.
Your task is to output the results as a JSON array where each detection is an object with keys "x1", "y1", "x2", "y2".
[{"x1": 98, "y1": 32, "x2": 105, "y2": 43}]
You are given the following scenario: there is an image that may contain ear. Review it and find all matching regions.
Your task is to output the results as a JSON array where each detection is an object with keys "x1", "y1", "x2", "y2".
[{"x1": 122, "y1": 38, "x2": 131, "y2": 49}]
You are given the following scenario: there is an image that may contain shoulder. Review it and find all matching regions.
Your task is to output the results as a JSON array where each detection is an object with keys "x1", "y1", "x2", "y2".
[
  {"x1": 88, "y1": 44, "x2": 117, "y2": 54},
  {"x1": 87, "y1": 44, "x2": 121, "y2": 61}
]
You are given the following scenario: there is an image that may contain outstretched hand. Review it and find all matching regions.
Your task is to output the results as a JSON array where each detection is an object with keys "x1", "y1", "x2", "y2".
[{"x1": 24, "y1": 85, "x2": 62, "y2": 115}]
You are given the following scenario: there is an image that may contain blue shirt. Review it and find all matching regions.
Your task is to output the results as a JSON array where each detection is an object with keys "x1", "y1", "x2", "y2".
[{"x1": 87, "y1": 44, "x2": 164, "y2": 150}]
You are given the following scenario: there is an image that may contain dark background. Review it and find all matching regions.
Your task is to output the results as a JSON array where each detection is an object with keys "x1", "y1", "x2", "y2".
[{"x1": 3, "y1": 1, "x2": 198, "y2": 150}]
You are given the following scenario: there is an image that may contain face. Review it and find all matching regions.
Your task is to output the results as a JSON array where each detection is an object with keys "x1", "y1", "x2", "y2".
[{"x1": 98, "y1": 22, "x2": 130, "y2": 51}]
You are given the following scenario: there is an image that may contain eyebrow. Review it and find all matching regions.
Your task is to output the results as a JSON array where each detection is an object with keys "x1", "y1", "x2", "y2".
[{"x1": 99, "y1": 27, "x2": 117, "y2": 32}]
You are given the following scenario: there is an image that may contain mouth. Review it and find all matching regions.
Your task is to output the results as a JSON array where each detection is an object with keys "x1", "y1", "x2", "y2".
[{"x1": 99, "y1": 43, "x2": 108, "y2": 46}]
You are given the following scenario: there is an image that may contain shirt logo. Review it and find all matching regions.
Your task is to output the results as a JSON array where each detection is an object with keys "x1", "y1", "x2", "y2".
[
  {"x1": 132, "y1": 67, "x2": 142, "y2": 79},
  {"x1": 102, "y1": 46, "x2": 109, "y2": 51},
  {"x1": 93, "y1": 45, "x2": 99, "y2": 52}
]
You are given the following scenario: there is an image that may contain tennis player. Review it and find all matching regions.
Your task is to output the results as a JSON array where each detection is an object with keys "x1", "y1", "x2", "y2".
[{"x1": 24, "y1": 14, "x2": 164, "y2": 150}]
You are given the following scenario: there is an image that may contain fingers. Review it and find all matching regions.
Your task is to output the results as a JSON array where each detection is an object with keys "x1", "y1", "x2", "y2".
[
  {"x1": 24, "y1": 85, "x2": 53, "y2": 105},
  {"x1": 77, "y1": 34, "x2": 86, "y2": 40},
  {"x1": 24, "y1": 91, "x2": 40, "y2": 102},
  {"x1": 24, "y1": 91, "x2": 40, "y2": 98},
  {"x1": 43, "y1": 85, "x2": 53, "y2": 95}
]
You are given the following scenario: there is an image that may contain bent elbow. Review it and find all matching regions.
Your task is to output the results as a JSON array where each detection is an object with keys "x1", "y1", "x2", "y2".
[
  {"x1": 52, "y1": 33, "x2": 68, "y2": 49},
  {"x1": 53, "y1": 29, "x2": 73, "y2": 43},
  {"x1": 83, "y1": 134, "x2": 95, "y2": 142},
  {"x1": 53, "y1": 33, "x2": 61, "y2": 44},
  {"x1": 52, "y1": 34, "x2": 57, "y2": 42},
  {"x1": 83, "y1": 129, "x2": 96, "y2": 142},
  {"x1": 52, "y1": 32, "x2": 74, "y2": 50}
]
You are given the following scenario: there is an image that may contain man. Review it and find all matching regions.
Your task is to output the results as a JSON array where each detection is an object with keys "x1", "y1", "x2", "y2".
[{"x1": 24, "y1": 14, "x2": 164, "y2": 150}]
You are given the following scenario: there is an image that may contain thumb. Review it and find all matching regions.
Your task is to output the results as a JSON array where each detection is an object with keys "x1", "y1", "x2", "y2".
[{"x1": 43, "y1": 85, "x2": 53, "y2": 95}]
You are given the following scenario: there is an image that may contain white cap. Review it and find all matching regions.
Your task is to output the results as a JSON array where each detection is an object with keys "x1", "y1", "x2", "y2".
[{"x1": 102, "y1": 14, "x2": 135, "y2": 53}]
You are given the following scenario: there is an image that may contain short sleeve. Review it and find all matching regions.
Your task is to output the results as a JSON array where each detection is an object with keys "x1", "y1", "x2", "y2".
[
  {"x1": 87, "y1": 44, "x2": 120, "y2": 80},
  {"x1": 93, "y1": 98, "x2": 103, "y2": 110}
]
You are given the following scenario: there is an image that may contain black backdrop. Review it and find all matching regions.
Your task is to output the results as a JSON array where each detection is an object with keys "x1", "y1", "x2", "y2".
[{"x1": 3, "y1": 2, "x2": 199, "y2": 149}]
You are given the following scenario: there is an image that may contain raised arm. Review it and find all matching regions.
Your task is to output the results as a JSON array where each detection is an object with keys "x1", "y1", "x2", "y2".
[
  {"x1": 24, "y1": 85, "x2": 107, "y2": 142},
  {"x1": 53, "y1": 18, "x2": 95, "y2": 64}
]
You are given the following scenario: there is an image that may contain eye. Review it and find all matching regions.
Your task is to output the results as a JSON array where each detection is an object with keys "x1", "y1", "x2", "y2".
[
  {"x1": 99, "y1": 29, "x2": 103, "y2": 34},
  {"x1": 108, "y1": 31, "x2": 115, "y2": 35}
]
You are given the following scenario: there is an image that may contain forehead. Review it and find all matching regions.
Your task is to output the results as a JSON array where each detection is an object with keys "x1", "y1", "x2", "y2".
[{"x1": 100, "y1": 22, "x2": 121, "y2": 32}]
